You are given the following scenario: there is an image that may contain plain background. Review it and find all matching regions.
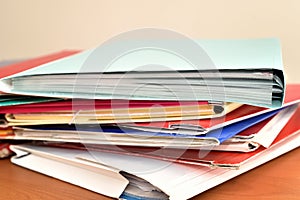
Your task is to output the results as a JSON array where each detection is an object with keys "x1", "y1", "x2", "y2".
[{"x1": 0, "y1": 0, "x2": 299, "y2": 83}]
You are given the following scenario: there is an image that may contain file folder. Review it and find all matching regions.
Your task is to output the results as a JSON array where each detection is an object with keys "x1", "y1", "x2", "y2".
[
  {"x1": 1, "y1": 102, "x2": 240, "y2": 126},
  {"x1": 0, "y1": 39, "x2": 285, "y2": 108}
]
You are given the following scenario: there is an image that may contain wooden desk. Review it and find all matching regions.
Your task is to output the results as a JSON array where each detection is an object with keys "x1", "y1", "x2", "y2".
[{"x1": 1, "y1": 148, "x2": 299, "y2": 200}]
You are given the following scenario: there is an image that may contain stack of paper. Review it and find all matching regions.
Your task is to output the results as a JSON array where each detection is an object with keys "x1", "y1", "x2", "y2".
[{"x1": 1, "y1": 38, "x2": 299, "y2": 200}]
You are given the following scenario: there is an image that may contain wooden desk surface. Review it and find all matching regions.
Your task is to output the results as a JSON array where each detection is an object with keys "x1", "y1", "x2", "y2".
[{"x1": 1, "y1": 148, "x2": 299, "y2": 200}]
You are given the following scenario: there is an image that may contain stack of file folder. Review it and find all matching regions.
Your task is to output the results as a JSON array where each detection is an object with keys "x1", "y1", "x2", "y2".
[{"x1": 0, "y1": 38, "x2": 299, "y2": 200}]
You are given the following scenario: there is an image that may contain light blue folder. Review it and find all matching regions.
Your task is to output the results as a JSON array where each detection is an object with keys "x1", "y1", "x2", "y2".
[{"x1": 0, "y1": 38, "x2": 285, "y2": 108}]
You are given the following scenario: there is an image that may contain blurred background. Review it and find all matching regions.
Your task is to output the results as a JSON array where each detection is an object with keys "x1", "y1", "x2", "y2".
[{"x1": 0, "y1": 0, "x2": 299, "y2": 82}]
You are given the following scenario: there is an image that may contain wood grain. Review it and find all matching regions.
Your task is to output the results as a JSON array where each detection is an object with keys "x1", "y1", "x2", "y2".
[{"x1": 0, "y1": 148, "x2": 299, "y2": 200}]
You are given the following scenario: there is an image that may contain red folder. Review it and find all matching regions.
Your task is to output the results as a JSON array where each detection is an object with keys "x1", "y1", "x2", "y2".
[
  {"x1": 0, "y1": 50, "x2": 80, "y2": 80},
  {"x1": 0, "y1": 99, "x2": 210, "y2": 114},
  {"x1": 0, "y1": 142, "x2": 13, "y2": 158}
]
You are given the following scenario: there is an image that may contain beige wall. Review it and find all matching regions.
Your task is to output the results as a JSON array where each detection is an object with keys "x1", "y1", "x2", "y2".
[{"x1": 0, "y1": 0, "x2": 299, "y2": 83}]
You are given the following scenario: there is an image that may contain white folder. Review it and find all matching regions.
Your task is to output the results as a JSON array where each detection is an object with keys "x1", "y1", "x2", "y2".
[{"x1": 10, "y1": 126, "x2": 300, "y2": 200}]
